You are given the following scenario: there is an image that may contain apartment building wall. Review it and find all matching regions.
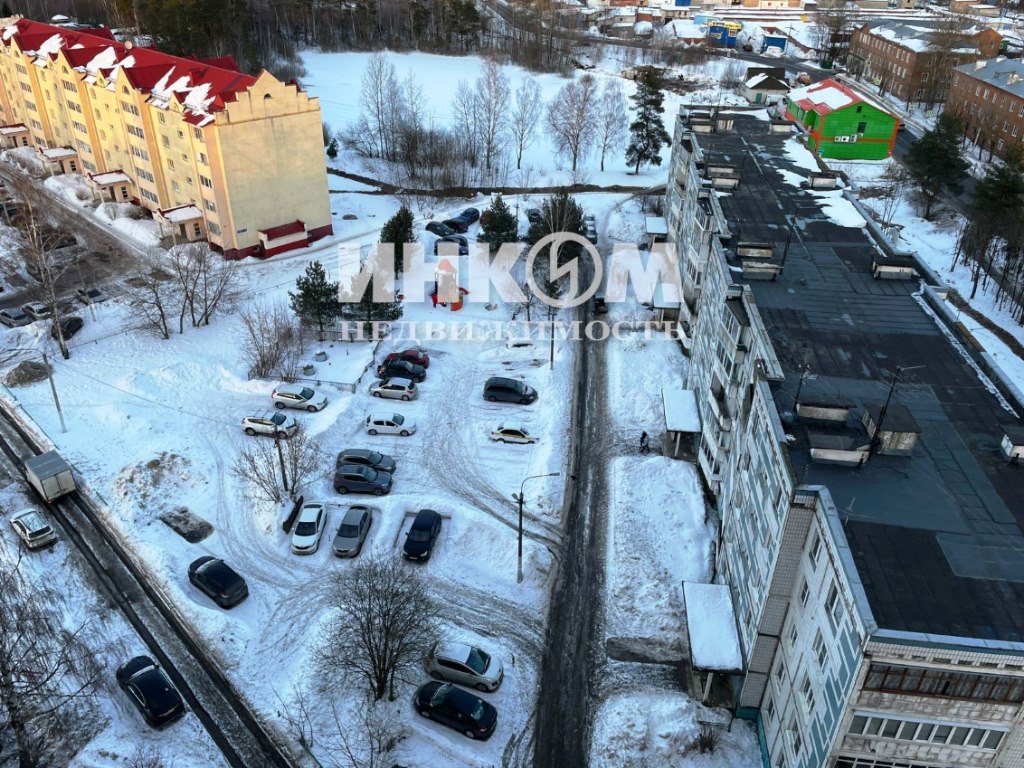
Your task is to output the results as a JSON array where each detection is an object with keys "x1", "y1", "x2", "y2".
[
  {"x1": 0, "y1": 19, "x2": 331, "y2": 258},
  {"x1": 947, "y1": 62, "x2": 1024, "y2": 162}
]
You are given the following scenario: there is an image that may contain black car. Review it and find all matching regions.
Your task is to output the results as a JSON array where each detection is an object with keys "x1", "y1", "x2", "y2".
[
  {"x1": 116, "y1": 656, "x2": 186, "y2": 728},
  {"x1": 403, "y1": 508, "x2": 442, "y2": 561},
  {"x1": 336, "y1": 449, "x2": 397, "y2": 474},
  {"x1": 414, "y1": 681, "x2": 497, "y2": 740},
  {"x1": 377, "y1": 358, "x2": 426, "y2": 383},
  {"x1": 459, "y1": 208, "x2": 480, "y2": 225},
  {"x1": 188, "y1": 556, "x2": 249, "y2": 608},
  {"x1": 426, "y1": 221, "x2": 455, "y2": 238},
  {"x1": 442, "y1": 217, "x2": 470, "y2": 234},
  {"x1": 334, "y1": 463, "x2": 393, "y2": 495},
  {"x1": 50, "y1": 315, "x2": 83, "y2": 340},
  {"x1": 434, "y1": 236, "x2": 469, "y2": 256},
  {"x1": 593, "y1": 292, "x2": 608, "y2": 315},
  {"x1": 483, "y1": 376, "x2": 538, "y2": 405},
  {"x1": 526, "y1": 208, "x2": 542, "y2": 224}
]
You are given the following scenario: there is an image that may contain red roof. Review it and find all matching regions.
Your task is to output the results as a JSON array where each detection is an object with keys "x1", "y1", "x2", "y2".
[
  {"x1": 1, "y1": 19, "x2": 259, "y2": 120},
  {"x1": 261, "y1": 220, "x2": 307, "y2": 239},
  {"x1": 789, "y1": 78, "x2": 863, "y2": 117}
]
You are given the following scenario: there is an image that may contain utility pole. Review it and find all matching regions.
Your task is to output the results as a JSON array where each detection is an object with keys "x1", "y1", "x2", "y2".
[
  {"x1": 548, "y1": 305, "x2": 555, "y2": 370},
  {"x1": 275, "y1": 435, "x2": 289, "y2": 492},
  {"x1": 513, "y1": 472, "x2": 560, "y2": 584},
  {"x1": 41, "y1": 352, "x2": 66, "y2": 433}
]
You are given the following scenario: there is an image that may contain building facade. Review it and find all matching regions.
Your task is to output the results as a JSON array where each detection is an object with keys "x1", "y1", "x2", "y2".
[
  {"x1": 947, "y1": 58, "x2": 1024, "y2": 162},
  {"x1": 667, "y1": 108, "x2": 1024, "y2": 768},
  {"x1": 785, "y1": 78, "x2": 897, "y2": 159},
  {"x1": 847, "y1": 20, "x2": 1001, "y2": 105},
  {"x1": 0, "y1": 17, "x2": 332, "y2": 258}
]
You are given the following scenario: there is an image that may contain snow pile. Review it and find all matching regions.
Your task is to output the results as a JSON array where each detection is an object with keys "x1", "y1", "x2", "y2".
[
  {"x1": 783, "y1": 136, "x2": 821, "y2": 172},
  {"x1": 592, "y1": 691, "x2": 761, "y2": 768},
  {"x1": 812, "y1": 189, "x2": 866, "y2": 228}
]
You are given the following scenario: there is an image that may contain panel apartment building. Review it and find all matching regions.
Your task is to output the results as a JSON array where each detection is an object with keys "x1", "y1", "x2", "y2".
[
  {"x1": 665, "y1": 109, "x2": 1024, "y2": 768},
  {"x1": 0, "y1": 17, "x2": 332, "y2": 258},
  {"x1": 846, "y1": 20, "x2": 1000, "y2": 105}
]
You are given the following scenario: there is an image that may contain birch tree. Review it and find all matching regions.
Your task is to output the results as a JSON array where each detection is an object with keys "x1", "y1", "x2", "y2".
[
  {"x1": 545, "y1": 74, "x2": 600, "y2": 173},
  {"x1": 595, "y1": 80, "x2": 628, "y2": 172},
  {"x1": 510, "y1": 78, "x2": 543, "y2": 170}
]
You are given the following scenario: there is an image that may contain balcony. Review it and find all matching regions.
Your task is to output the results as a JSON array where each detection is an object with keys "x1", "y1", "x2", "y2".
[{"x1": 709, "y1": 386, "x2": 733, "y2": 432}]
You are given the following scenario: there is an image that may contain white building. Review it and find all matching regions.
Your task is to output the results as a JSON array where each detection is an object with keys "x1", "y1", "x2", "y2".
[{"x1": 667, "y1": 108, "x2": 1024, "y2": 768}]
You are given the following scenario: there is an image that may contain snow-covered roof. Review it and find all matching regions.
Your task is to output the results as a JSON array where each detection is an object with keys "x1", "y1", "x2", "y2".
[
  {"x1": 39, "y1": 146, "x2": 77, "y2": 160},
  {"x1": 683, "y1": 582, "x2": 743, "y2": 672},
  {"x1": 788, "y1": 80, "x2": 854, "y2": 112},
  {"x1": 861, "y1": 18, "x2": 992, "y2": 54},
  {"x1": 157, "y1": 204, "x2": 203, "y2": 223},
  {"x1": 645, "y1": 216, "x2": 668, "y2": 236},
  {"x1": 955, "y1": 57, "x2": 1024, "y2": 98},
  {"x1": 89, "y1": 170, "x2": 131, "y2": 186},
  {"x1": 0, "y1": 123, "x2": 29, "y2": 135},
  {"x1": 745, "y1": 73, "x2": 789, "y2": 91},
  {"x1": 662, "y1": 388, "x2": 699, "y2": 433}
]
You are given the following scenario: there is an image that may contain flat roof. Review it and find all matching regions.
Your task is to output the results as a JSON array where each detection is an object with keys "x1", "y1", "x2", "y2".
[
  {"x1": 683, "y1": 581, "x2": 743, "y2": 672},
  {"x1": 663, "y1": 388, "x2": 700, "y2": 433},
  {"x1": 646, "y1": 216, "x2": 669, "y2": 235},
  {"x1": 689, "y1": 113, "x2": 1024, "y2": 643}
]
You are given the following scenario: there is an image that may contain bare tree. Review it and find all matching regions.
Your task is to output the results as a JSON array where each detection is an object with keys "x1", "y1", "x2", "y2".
[
  {"x1": 126, "y1": 249, "x2": 179, "y2": 340},
  {"x1": 510, "y1": 78, "x2": 543, "y2": 171},
  {"x1": 475, "y1": 58, "x2": 511, "y2": 175},
  {"x1": 238, "y1": 301, "x2": 300, "y2": 378},
  {"x1": 167, "y1": 243, "x2": 240, "y2": 329},
  {"x1": 812, "y1": 0, "x2": 855, "y2": 63},
  {"x1": 317, "y1": 555, "x2": 443, "y2": 701},
  {"x1": 719, "y1": 59, "x2": 746, "y2": 89},
  {"x1": 545, "y1": 74, "x2": 600, "y2": 173},
  {"x1": 452, "y1": 79, "x2": 483, "y2": 172},
  {"x1": 595, "y1": 80, "x2": 629, "y2": 172},
  {"x1": 920, "y1": 15, "x2": 975, "y2": 109},
  {"x1": 231, "y1": 428, "x2": 324, "y2": 503},
  {"x1": 125, "y1": 745, "x2": 167, "y2": 768},
  {"x1": 877, "y1": 162, "x2": 912, "y2": 226},
  {"x1": 361, "y1": 53, "x2": 400, "y2": 160},
  {"x1": 0, "y1": 552, "x2": 103, "y2": 767}
]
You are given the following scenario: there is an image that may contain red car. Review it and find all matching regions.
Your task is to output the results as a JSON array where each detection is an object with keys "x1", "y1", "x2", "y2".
[{"x1": 385, "y1": 347, "x2": 430, "y2": 369}]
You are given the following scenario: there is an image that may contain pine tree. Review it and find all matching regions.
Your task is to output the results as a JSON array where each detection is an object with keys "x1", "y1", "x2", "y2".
[
  {"x1": 327, "y1": 137, "x2": 339, "y2": 160},
  {"x1": 478, "y1": 196, "x2": 519, "y2": 254},
  {"x1": 289, "y1": 260, "x2": 342, "y2": 337},
  {"x1": 342, "y1": 272, "x2": 404, "y2": 326},
  {"x1": 906, "y1": 113, "x2": 968, "y2": 220},
  {"x1": 625, "y1": 67, "x2": 671, "y2": 175},
  {"x1": 379, "y1": 206, "x2": 415, "y2": 275},
  {"x1": 525, "y1": 192, "x2": 586, "y2": 268}
]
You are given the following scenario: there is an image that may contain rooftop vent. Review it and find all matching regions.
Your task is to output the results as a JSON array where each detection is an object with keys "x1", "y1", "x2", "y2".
[
  {"x1": 975, "y1": 60, "x2": 986, "y2": 70},
  {"x1": 862, "y1": 403, "x2": 920, "y2": 456},
  {"x1": 999, "y1": 424, "x2": 1024, "y2": 461},
  {"x1": 809, "y1": 433, "x2": 870, "y2": 466},
  {"x1": 1009, "y1": 72, "x2": 1021, "y2": 86}
]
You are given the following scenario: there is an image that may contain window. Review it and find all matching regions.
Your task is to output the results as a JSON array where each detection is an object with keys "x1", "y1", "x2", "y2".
[
  {"x1": 1004, "y1": 120, "x2": 1010, "y2": 132},
  {"x1": 204, "y1": 198, "x2": 216, "y2": 212},
  {"x1": 765, "y1": 696, "x2": 775, "y2": 723},
  {"x1": 172, "y1": 180, "x2": 179, "y2": 192},
  {"x1": 208, "y1": 221, "x2": 220, "y2": 235},
  {"x1": 1013, "y1": 125, "x2": 1019, "y2": 137},
  {"x1": 809, "y1": 532, "x2": 822, "y2": 567},
  {"x1": 813, "y1": 630, "x2": 827, "y2": 668},
  {"x1": 774, "y1": 657, "x2": 786, "y2": 685},
  {"x1": 921, "y1": 71, "x2": 929, "y2": 82},
  {"x1": 825, "y1": 583, "x2": 843, "y2": 630},
  {"x1": 863, "y1": 662, "x2": 1024, "y2": 704},
  {"x1": 800, "y1": 676, "x2": 815, "y2": 713},
  {"x1": 799, "y1": 580, "x2": 809, "y2": 606},
  {"x1": 162, "y1": 135, "x2": 170, "y2": 148},
  {"x1": 193, "y1": 223, "x2": 202, "y2": 238},
  {"x1": 167, "y1": 159, "x2": 175, "y2": 170},
  {"x1": 141, "y1": 188, "x2": 158, "y2": 203},
  {"x1": 200, "y1": 175, "x2": 212, "y2": 188},
  {"x1": 181, "y1": 153, "x2": 188, "y2": 162},
  {"x1": 789, "y1": 720, "x2": 802, "y2": 755},
  {"x1": 856, "y1": 105, "x2": 863, "y2": 113},
  {"x1": 198, "y1": 152, "x2": 207, "y2": 165},
  {"x1": 193, "y1": 127, "x2": 203, "y2": 141},
  {"x1": 177, "y1": 129, "x2": 184, "y2": 139},
  {"x1": 158, "y1": 113, "x2": 166, "y2": 124},
  {"x1": 856, "y1": 121, "x2": 867, "y2": 134},
  {"x1": 788, "y1": 622, "x2": 798, "y2": 646}
]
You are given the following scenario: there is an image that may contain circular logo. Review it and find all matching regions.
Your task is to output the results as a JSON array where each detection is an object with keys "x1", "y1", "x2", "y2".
[{"x1": 524, "y1": 232, "x2": 604, "y2": 309}]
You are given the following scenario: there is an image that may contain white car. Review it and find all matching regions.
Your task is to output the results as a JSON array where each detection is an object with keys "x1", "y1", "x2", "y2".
[
  {"x1": 369, "y1": 377, "x2": 418, "y2": 401},
  {"x1": 365, "y1": 412, "x2": 417, "y2": 437},
  {"x1": 10, "y1": 508, "x2": 57, "y2": 550},
  {"x1": 21, "y1": 302, "x2": 53, "y2": 321},
  {"x1": 272, "y1": 383, "x2": 327, "y2": 412},
  {"x1": 76, "y1": 287, "x2": 109, "y2": 305},
  {"x1": 489, "y1": 424, "x2": 538, "y2": 444},
  {"x1": 0, "y1": 307, "x2": 31, "y2": 328},
  {"x1": 242, "y1": 410, "x2": 298, "y2": 438},
  {"x1": 291, "y1": 502, "x2": 328, "y2": 554}
]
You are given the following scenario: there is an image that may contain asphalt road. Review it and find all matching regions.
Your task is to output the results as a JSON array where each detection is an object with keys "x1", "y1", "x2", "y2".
[{"x1": 533, "y1": 302, "x2": 610, "y2": 767}]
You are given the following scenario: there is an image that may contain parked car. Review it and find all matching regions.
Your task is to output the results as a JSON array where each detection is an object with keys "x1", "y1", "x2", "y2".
[
  {"x1": 483, "y1": 376, "x2": 538, "y2": 405},
  {"x1": 365, "y1": 412, "x2": 417, "y2": 436},
  {"x1": 403, "y1": 508, "x2": 442, "y2": 562},
  {"x1": 76, "y1": 287, "x2": 109, "y2": 305},
  {"x1": 584, "y1": 218, "x2": 598, "y2": 245},
  {"x1": 271, "y1": 383, "x2": 327, "y2": 412},
  {"x1": 424, "y1": 640, "x2": 504, "y2": 692},
  {"x1": 458, "y1": 208, "x2": 481, "y2": 225},
  {"x1": 377, "y1": 359, "x2": 426, "y2": 383},
  {"x1": 526, "y1": 208, "x2": 542, "y2": 224},
  {"x1": 291, "y1": 502, "x2": 328, "y2": 554},
  {"x1": 442, "y1": 216, "x2": 470, "y2": 234},
  {"x1": 434, "y1": 236, "x2": 469, "y2": 256},
  {"x1": 187, "y1": 556, "x2": 249, "y2": 608},
  {"x1": 489, "y1": 425, "x2": 538, "y2": 445},
  {"x1": 426, "y1": 221, "x2": 455, "y2": 238},
  {"x1": 0, "y1": 307, "x2": 31, "y2": 328},
  {"x1": 332, "y1": 504, "x2": 374, "y2": 557},
  {"x1": 336, "y1": 448, "x2": 397, "y2": 474},
  {"x1": 241, "y1": 410, "x2": 298, "y2": 438},
  {"x1": 116, "y1": 656, "x2": 186, "y2": 728},
  {"x1": 593, "y1": 292, "x2": 608, "y2": 315},
  {"x1": 385, "y1": 347, "x2": 430, "y2": 368},
  {"x1": 414, "y1": 682, "x2": 497, "y2": 740},
  {"x1": 795, "y1": 71, "x2": 812, "y2": 85},
  {"x1": 9, "y1": 508, "x2": 57, "y2": 550},
  {"x1": 333, "y1": 463, "x2": 393, "y2": 495},
  {"x1": 50, "y1": 316, "x2": 83, "y2": 340},
  {"x1": 369, "y1": 377, "x2": 418, "y2": 401},
  {"x1": 21, "y1": 302, "x2": 52, "y2": 321}
]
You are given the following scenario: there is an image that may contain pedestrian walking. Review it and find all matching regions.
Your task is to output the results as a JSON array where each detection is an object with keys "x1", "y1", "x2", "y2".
[{"x1": 640, "y1": 431, "x2": 651, "y2": 454}]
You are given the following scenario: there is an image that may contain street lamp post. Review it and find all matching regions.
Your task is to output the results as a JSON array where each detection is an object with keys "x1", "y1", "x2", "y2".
[{"x1": 512, "y1": 472, "x2": 560, "y2": 584}]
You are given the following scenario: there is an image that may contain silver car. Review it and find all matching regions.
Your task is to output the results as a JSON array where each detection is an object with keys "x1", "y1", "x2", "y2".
[
  {"x1": 369, "y1": 377, "x2": 418, "y2": 401},
  {"x1": 242, "y1": 410, "x2": 298, "y2": 438},
  {"x1": 272, "y1": 383, "x2": 327, "y2": 412},
  {"x1": 424, "y1": 641, "x2": 504, "y2": 692},
  {"x1": 21, "y1": 302, "x2": 53, "y2": 321},
  {"x1": 332, "y1": 505, "x2": 375, "y2": 557},
  {"x1": 0, "y1": 307, "x2": 31, "y2": 328},
  {"x1": 10, "y1": 508, "x2": 57, "y2": 550}
]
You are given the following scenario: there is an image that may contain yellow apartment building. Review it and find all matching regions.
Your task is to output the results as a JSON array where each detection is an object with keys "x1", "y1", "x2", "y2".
[{"x1": 0, "y1": 17, "x2": 332, "y2": 258}]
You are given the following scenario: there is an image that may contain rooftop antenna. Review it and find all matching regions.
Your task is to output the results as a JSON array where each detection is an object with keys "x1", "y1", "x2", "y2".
[{"x1": 869, "y1": 365, "x2": 925, "y2": 456}]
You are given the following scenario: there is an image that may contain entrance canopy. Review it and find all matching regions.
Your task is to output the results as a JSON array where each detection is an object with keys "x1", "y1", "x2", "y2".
[{"x1": 683, "y1": 581, "x2": 743, "y2": 673}]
